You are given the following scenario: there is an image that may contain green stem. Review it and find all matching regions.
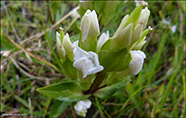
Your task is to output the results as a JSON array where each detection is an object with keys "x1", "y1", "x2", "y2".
[
  {"x1": 43, "y1": 97, "x2": 51, "y2": 118},
  {"x1": 46, "y1": 0, "x2": 55, "y2": 24}
]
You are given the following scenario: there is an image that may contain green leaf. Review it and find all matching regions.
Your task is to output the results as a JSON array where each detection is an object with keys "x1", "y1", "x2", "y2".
[
  {"x1": 37, "y1": 81, "x2": 90, "y2": 102},
  {"x1": 100, "y1": 39, "x2": 112, "y2": 51},
  {"x1": 93, "y1": 78, "x2": 131, "y2": 99},
  {"x1": 51, "y1": 1, "x2": 61, "y2": 16},
  {"x1": 101, "y1": 1, "x2": 119, "y2": 26},
  {"x1": 98, "y1": 48, "x2": 131, "y2": 72},
  {"x1": 15, "y1": 95, "x2": 32, "y2": 109},
  {"x1": 61, "y1": 58, "x2": 77, "y2": 80},
  {"x1": 93, "y1": 1, "x2": 105, "y2": 15},
  {"x1": 1, "y1": 37, "x2": 15, "y2": 50},
  {"x1": 50, "y1": 100, "x2": 71, "y2": 118}
]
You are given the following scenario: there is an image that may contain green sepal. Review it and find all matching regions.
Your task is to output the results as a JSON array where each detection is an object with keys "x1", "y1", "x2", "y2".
[
  {"x1": 36, "y1": 81, "x2": 90, "y2": 102},
  {"x1": 57, "y1": 29, "x2": 66, "y2": 63},
  {"x1": 98, "y1": 48, "x2": 132, "y2": 72},
  {"x1": 79, "y1": 31, "x2": 97, "y2": 52},
  {"x1": 124, "y1": 5, "x2": 143, "y2": 28},
  {"x1": 136, "y1": 28, "x2": 150, "y2": 44},
  {"x1": 78, "y1": 81, "x2": 92, "y2": 91},
  {"x1": 77, "y1": 73, "x2": 94, "y2": 91},
  {"x1": 100, "y1": 38, "x2": 112, "y2": 51},
  {"x1": 93, "y1": 78, "x2": 131, "y2": 99},
  {"x1": 59, "y1": 28, "x2": 64, "y2": 42},
  {"x1": 61, "y1": 58, "x2": 77, "y2": 80}
]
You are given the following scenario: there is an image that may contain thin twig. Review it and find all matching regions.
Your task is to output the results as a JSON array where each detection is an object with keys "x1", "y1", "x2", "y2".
[
  {"x1": 28, "y1": 97, "x2": 33, "y2": 117},
  {"x1": 6, "y1": 34, "x2": 60, "y2": 72},
  {"x1": 64, "y1": 15, "x2": 80, "y2": 33},
  {"x1": 10, "y1": 57, "x2": 46, "y2": 80}
]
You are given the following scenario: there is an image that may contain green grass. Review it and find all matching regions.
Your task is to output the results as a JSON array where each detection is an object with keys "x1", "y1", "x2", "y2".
[{"x1": 1, "y1": 1, "x2": 185, "y2": 117}]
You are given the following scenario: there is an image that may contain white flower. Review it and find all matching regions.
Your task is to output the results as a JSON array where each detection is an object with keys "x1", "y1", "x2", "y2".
[
  {"x1": 97, "y1": 30, "x2": 109, "y2": 51},
  {"x1": 171, "y1": 25, "x2": 177, "y2": 33},
  {"x1": 128, "y1": 50, "x2": 146, "y2": 75},
  {"x1": 162, "y1": 19, "x2": 170, "y2": 25},
  {"x1": 80, "y1": 10, "x2": 100, "y2": 42},
  {"x1": 74, "y1": 99, "x2": 92, "y2": 117},
  {"x1": 73, "y1": 46, "x2": 104, "y2": 78},
  {"x1": 71, "y1": 8, "x2": 80, "y2": 19},
  {"x1": 56, "y1": 31, "x2": 74, "y2": 61}
]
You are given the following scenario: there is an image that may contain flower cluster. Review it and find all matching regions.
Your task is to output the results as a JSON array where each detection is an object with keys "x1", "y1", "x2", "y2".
[{"x1": 55, "y1": 4, "x2": 152, "y2": 117}]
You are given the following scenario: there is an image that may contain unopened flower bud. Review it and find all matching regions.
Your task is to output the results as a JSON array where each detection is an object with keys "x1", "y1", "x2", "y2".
[
  {"x1": 138, "y1": 7, "x2": 150, "y2": 30},
  {"x1": 125, "y1": 50, "x2": 146, "y2": 75},
  {"x1": 62, "y1": 33, "x2": 74, "y2": 61},
  {"x1": 56, "y1": 32, "x2": 66, "y2": 63},
  {"x1": 80, "y1": 10, "x2": 100, "y2": 51},
  {"x1": 111, "y1": 23, "x2": 133, "y2": 50}
]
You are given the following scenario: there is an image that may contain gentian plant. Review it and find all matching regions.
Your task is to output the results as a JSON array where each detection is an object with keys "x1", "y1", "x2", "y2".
[{"x1": 37, "y1": 2, "x2": 152, "y2": 117}]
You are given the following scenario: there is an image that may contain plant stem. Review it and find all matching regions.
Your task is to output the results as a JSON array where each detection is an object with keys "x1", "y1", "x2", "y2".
[
  {"x1": 43, "y1": 97, "x2": 51, "y2": 118},
  {"x1": 46, "y1": 0, "x2": 55, "y2": 24},
  {"x1": 89, "y1": 72, "x2": 106, "y2": 94}
]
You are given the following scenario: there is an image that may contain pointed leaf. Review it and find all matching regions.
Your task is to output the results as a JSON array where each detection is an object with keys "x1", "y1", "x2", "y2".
[
  {"x1": 50, "y1": 100, "x2": 71, "y2": 118},
  {"x1": 93, "y1": 78, "x2": 131, "y2": 99},
  {"x1": 98, "y1": 48, "x2": 131, "y2": 72},
  {"x1": 37, "y1": 81, "x2": 90, "y2": 102}
]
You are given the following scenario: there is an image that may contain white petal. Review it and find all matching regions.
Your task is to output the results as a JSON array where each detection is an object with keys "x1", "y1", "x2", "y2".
[
  {"x1": 129, "y1": 51, "x2": 146, "y2": 75},
  {"x1": 63, "y1": 33, "x2": 74, "y2": 53},
  {"x1": 74, "y1": 46, "x2": 89, "y2": 60},
  {"x1": 138, "y1": 7, "x2": 150, "y2": 29},
  {"x1": 79, "y1": 99, "x2": 92, "y2": 109},
  {"x1": 80, "y1": 15, "x2": 91, "y2": 42},
  {"x1": 56, "y1": 32, "x2": 66, "y2": 57},
  {"x1": 171, "y1": 25, "x2": 177, "y2": 33},
  {"x1": 73, "y1": 46, "x2": 104, "y2": 78},
  {"x1": 73, "y1": 57, "x2": 90, "y2": 78},
  {"x1": 74, "y1": 99, "x2": 92, "y2": 117},
  {"x1": 87, "y1": 51, "x2": 99, "y2": 66},
  {"x1": 90, "y1": 10, "x2": 100, "y2": 35},
  {"x1": 71, "y1": 8, "x2": 80, "y2": 19},
  {"x1": 88, "y1": 66, "x2": 104, "y2": 75},
  {"x1": 162, "y1": 19, "x2": 170, "y2": 25},
  {"x1": 74, "y1": 102, "x2": 84, "y2": 112},
  {"x1": 97, "y1": 31, "x2": 109, "y2": 51}
]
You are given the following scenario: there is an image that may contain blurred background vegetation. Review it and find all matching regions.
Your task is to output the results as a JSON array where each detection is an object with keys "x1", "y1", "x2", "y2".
[{"x1": 1, "y1": 1, "x2": 185, "y2": 117}]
